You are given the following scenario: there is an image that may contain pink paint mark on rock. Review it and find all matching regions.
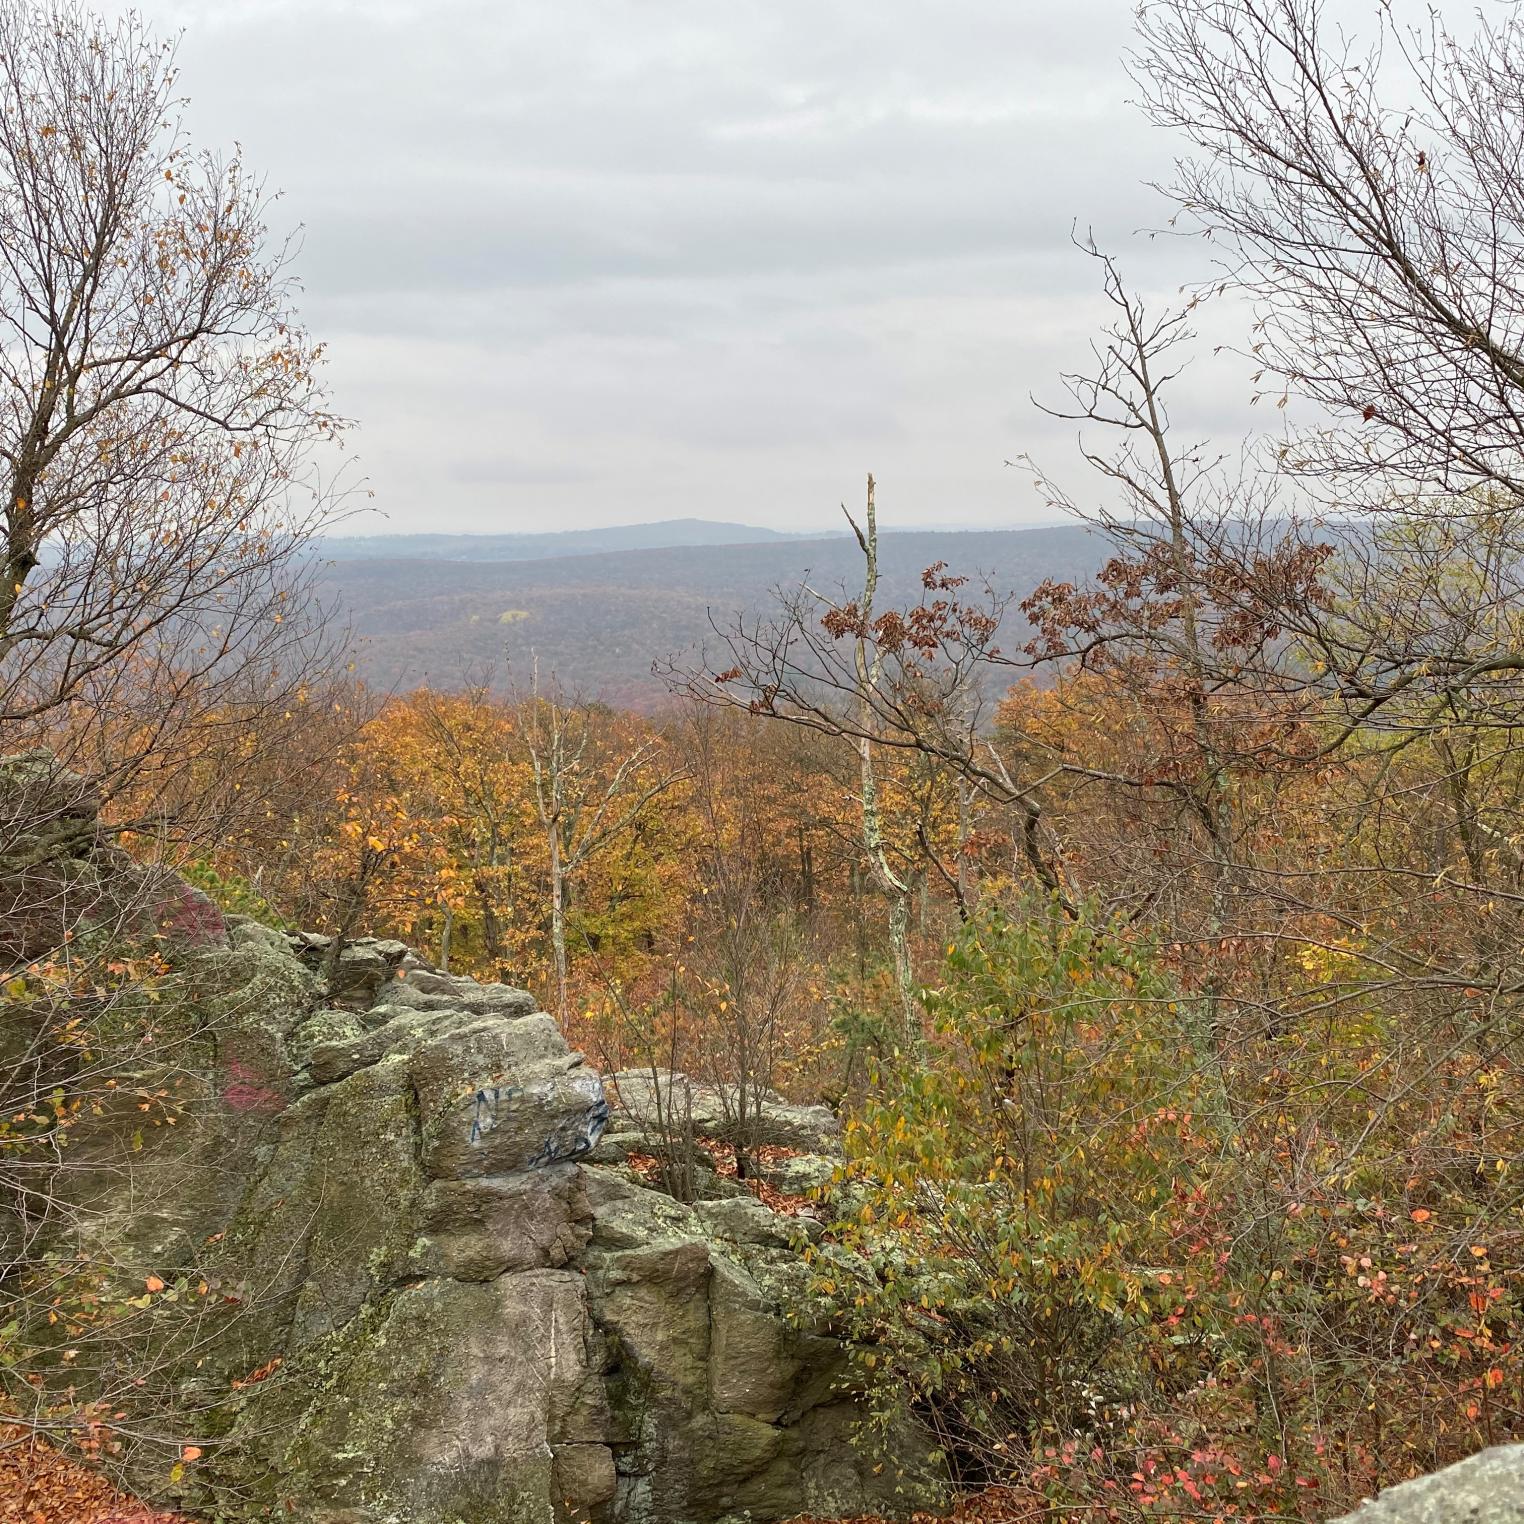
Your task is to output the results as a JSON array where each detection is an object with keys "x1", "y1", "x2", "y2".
[
  {"x1": 156, "y1": 882, "x2": 227, "y2": 947},
  {"x1": 223, "y1": 1059, "x2": 284, "y2": 1114}
]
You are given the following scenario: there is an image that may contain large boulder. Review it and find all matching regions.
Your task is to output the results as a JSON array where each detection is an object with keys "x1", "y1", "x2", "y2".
[
  {"x1": 54, "y1": 933, "x2": 937, "y2": 1523},
  {"x1": 2, "y1": 775, "x2": 940, "y2": 1523},
  {"x1": 1332, "y1": 1446, "x2": 1524, "y2": 1523}
]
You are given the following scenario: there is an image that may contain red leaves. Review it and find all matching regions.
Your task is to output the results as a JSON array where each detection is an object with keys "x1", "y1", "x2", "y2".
[
  {"x1": 818, "y1": 574, "x2": 998, "y2": 665},
  {"x1": 229, "y1": 1355, "x2": 282, "y2": 1390},
  {"x1": 1020, "y1": 536, "x2": 1334, "y2": 664},
  {"x1": 0, "y1": 1425, "x2": 192, "y2": 1524}
]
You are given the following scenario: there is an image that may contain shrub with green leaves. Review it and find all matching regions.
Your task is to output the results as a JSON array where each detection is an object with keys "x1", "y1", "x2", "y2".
[
  {"x1": 802, "y1": 893, "x2": 1524, "y2": 1518},
  {"x1": 805, "y1": 897, "x2": 1214, "y2": 1479},
  {"x1": 179, "y1": 860, "x2": 285, "y2": 929}
]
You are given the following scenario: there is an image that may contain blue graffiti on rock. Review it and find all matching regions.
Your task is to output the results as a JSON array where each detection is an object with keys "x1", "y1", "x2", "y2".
[
  {"x1": 468, "y1": 1084, "x2": 522, "y2": 1144},
  {"x1": 527, "y1": 1096, "x2": 610, "y2": 1168},
  {"x1": 465, "y1": 1075, "x2": 609, "y2": 1168}
]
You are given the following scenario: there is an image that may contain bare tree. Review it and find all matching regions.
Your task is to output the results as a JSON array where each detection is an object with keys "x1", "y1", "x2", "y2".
[
  {"x1": 1134, "y1": 0, "x2": 1524, "y2": 509},
  {"x1": 0, "y1": 2, "x2": 348, "y2": 846},
  {"x1": 679, "y1": 707, "x2": 809, "y2": 1176},
  {"x1": 1124, "y1": 0, "x2": 1524, "y2": 958},
  {"x1": 1015, "y1": 242, "x2": 1340, "y2": 1001},
  {"x1": 664, "y1": 474, "x2": 1064, "y2": 1043},
  {"x1": 834, "y1": 477, "x2": 917, "y2": 1034},
  {"x1": 0, "y1": 3, "x2": 354, "y2": 1475}
]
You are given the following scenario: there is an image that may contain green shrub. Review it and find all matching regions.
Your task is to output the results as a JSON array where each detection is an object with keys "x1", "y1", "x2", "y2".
[{"x1": 180, "y1": 860, "x2": 285, "y2": 929}]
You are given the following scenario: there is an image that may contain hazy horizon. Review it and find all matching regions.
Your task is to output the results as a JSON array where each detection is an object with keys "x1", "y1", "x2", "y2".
[{"x1": 321, "y1": 514, "x2": 1081, "y2": 544}]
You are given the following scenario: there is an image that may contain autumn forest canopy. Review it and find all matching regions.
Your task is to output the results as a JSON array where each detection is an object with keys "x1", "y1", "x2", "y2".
[{"x1": 12, "y1": 0, "x2": 1524, "y2": 1520}]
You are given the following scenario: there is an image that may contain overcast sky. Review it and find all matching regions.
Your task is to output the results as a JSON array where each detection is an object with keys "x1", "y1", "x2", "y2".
[{"x1": 124, "y1": 0, "x2": 1268, "y2": 536}]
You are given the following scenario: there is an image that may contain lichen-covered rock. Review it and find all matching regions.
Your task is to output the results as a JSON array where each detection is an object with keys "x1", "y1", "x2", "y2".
[
  {"x1": 696, "y1": 1194, "x2": 800, "y2": 1250},
  {"x1": 3, "y1": 776, "x2": 940, "y2": 1524},
  {"x1": 128, "y1": 936, "x2": 936, "y2": 1524},
  {"x1": 287, "y1": 1007, "x2": 368, "y2": 1071},
  {"x1": 267, "y1": 1271, "x2": 599, "y2": 1521},
  {"x1": 761, "y1": 1151, "x2": 839, "y2": 1197},
  {"x1": 152, "y1": 950, "x2": 941, "y2": 1523},
  {"x1": 708, "y1": 1254, "x2": 801, "y2": 1421},
  {"x1": 286, "y1": 933, "x2": 411, "y2": 1007},
  {"x1": 413, "y1": 1163, "x2": 591, "y2": 1279},
  {"x1": 607, "y1": 1069, "x2": 840, "y2": 1153},
  {"x1": 1332, "y1": 1445, "x2": 1524, "y2": 1523}
]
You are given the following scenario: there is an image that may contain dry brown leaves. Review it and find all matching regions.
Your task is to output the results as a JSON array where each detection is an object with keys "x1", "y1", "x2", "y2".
[{"x1": 0, "y1": 1426, "x2": 191, "y2": 1524}]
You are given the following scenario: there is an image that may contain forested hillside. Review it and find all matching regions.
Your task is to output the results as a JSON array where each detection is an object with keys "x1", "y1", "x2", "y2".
[
  {"x1": 317, "y1": 525, "x2": 1096, "y2": 702},
  {"x1": 9, "y1": 3, "x2": 1524, "y2": 1524},
  {"x1": 319, "y1": 518, "x2": 817, "y2": 563}
]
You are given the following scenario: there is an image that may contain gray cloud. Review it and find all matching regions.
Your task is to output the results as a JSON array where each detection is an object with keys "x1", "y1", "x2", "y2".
[{"x1": 114, "y1": 0, "x2": 1253, "y2": 532}]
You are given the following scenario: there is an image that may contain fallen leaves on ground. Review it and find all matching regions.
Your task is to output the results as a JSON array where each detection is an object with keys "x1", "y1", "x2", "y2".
[{"x1": 0, "y1": 1425, "x2": 192, "y2": 1524}]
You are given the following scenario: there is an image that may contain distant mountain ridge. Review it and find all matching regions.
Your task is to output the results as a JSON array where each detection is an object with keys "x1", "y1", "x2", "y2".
[
  {"x1": 321, "y1": 522, "x2": 1101, "y2": 706},
  {"x1": 321, "y1": 518, "x2": 830, "y2": 563}
]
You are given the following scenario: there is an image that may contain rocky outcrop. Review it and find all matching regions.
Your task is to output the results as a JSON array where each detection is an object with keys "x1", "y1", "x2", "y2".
[
  {"x1": 1331, "y1": 1446, "x2": 1524, "y2": 1523},
  {"x1": 56, "y1": 921, "x2": 938, "y2": 1524},
  {"x1": 0, "y1": 752, "x2": 941, "y2": 1523}
]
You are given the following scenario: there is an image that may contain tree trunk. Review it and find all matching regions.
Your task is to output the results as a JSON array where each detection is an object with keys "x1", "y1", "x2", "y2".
[
  {"x1": 549, "y1": 825, "x2": 568, "y2": 1016},
  {"x1": 850, "y1": 475, "x2": 920, "y2": 1050},
  {"x1": 956, "y1": 777, "x2": 974, "y2": 914}
]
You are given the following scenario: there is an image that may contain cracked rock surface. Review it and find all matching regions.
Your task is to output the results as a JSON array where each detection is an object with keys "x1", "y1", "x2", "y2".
[{"x1": 98, "y1": 924, "x2": 939, "y2": 1524}]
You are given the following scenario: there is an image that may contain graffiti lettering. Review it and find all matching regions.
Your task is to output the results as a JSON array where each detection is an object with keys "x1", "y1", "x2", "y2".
[
  {"x1": 468, "y1": 1084, "x2": 522, "y2": 1144},
  {"x1": 465, "y1": 1077, "x2": 609, "y2": 1167},
  {"x1": 527, "y1": 1098, "x2": 610, "y2": 1169}
]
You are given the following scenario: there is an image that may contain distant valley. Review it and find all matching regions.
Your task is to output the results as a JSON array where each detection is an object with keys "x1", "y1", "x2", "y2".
[
  {"x1": 319, "y1": 518, "x2": 827, "y2": 563},
  {"x1": 317, "y1": 521, "x2": 1100, "y2": 704}
]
